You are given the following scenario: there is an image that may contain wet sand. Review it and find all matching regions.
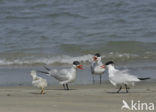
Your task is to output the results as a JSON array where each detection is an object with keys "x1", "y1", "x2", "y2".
[{"x1": 0, "y1": 82, "x2": 155, "y2": 112}]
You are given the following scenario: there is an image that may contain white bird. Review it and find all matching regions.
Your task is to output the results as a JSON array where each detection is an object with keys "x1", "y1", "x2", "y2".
[
  {"x1": 91, "y1": 53, "x2": 105, "y2": 84},
  {"x1": 30, "y1": 70, "x2": 47, "y2": 94},
  {"x1": 38, "y1": 61, "x2": 83, "y2": 90},
  {"x1": 105, "y1": 61, "x2": 150, "y2": 93}
]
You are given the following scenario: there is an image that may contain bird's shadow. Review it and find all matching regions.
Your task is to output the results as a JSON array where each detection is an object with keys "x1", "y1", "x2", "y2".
[
  {"x1": 30, "y1": 92, "x2": 47, "y2": 95},
  {"x1": 106, "y1": 91, "x2": 154, "y2": 94},
  {"x1": 47, "y1": 88, "x2": 77, "y2": 91},
  {"x1": 106, "y1": 92, "x2": 129, "y2": 94},
  {"x1": 30, "y1": 92, "x2": 43, "y2": 95}
]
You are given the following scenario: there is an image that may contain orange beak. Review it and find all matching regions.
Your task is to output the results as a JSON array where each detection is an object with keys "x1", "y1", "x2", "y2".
[
  {"x1": 77, "y1": 65, "x2": 83, "y2": 69},
  {"x1": 93, "y1": 56, "x2": 97, "y2": 61},
  {"x1": 100, "y1": 65, "x2": 105, "y2": 68}
]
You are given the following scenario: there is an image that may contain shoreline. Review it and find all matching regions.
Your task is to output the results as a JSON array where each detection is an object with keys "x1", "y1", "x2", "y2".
[
  {"x1": 0, "y1": 62, "x2": 156, "y2": 86},
  {"x1": 0, "y1": 83, "x2": 155, "y2": 112}
]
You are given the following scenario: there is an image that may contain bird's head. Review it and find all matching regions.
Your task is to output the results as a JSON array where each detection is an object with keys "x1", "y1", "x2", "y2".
[
  {"x1": 30, "y1": 70, "x2": 37, "y2": 77},
  {"x1": 73, "y1": 61, "x2": 83, "y2": 70},
  {"x1": 105, "y1": 61, "x2": 114, "y2": 68},
  {"x1": 93, "y1": 53, "x2": 101, "y2": 61}
]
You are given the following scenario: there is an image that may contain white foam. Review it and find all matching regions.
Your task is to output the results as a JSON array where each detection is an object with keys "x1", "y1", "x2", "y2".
[
  {"x1": 0, "y1": 54, "x2": 93, "y2": 66},
  {"x1": 0, "y1": 52, "x2": 151, "y2": 66}
]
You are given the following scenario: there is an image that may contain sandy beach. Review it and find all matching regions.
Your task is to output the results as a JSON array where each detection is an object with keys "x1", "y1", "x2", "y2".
[
  {"x1": 1, "y1": 0, "x2": 156, "y2": 112},
  {"x1": 0, "y1": 82, "x2": 155, "y2": 112}
]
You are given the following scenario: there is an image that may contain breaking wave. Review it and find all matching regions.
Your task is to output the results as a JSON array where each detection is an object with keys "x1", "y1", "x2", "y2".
[{"x1": 0, "y1": 52, "x2": 156, "y2": 66}]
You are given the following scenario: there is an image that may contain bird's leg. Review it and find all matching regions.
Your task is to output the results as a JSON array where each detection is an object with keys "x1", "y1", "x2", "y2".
[
  {"x1": 42, "y1": 88, "x2": 46, "y2": 94},
  {"x1": 66, "y1": 84, "x2": 69, "y2": 90},
  {"x1": 117, "y1": 86, "x2": 122, "y2": 93},
  {"x1": 99, "y1": 75, "x2": 102, "y2": 85},
  {"x1": 92, "y1": 75, "x2": 95, "y2": 84},
  {"x1": 63, "y1": 84, "x2": 66, "y2": 90},
  {"x1": 40, "y1": 88, "x2": 44, "y2": 94},
  {"x1": 125, "y1": 84, "x2": 129, "y2": 93},
  {"x1": 41, "y1": 88, "x2": 46, "y2": 95}
]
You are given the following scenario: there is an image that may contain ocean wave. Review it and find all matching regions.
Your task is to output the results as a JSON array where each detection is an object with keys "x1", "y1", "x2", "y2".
[
  {"x1": 0, "y1": 54, "x2": 93, "y2": 66},
  {"x1": 0, "y1": 52, "x2": 156, "y2": 66}
]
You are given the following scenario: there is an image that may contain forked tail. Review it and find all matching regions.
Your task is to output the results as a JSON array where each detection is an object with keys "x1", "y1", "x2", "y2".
[
  {"x1": 43, "y1": 65, "x2": 51, "y2": 71},
  {"x1": 37, "y1": 70, "x2": 49, "y2": 74},
  {"x1": 138, "y1": 77, "x2": 150, "y2": 80},
  {"x1": 37, "y1": 65, "x2": 51, "y2": 74}
]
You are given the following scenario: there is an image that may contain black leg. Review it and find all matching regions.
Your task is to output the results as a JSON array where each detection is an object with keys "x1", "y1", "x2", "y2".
[
  {"x1": 125, "y1": 84, "x2": 129, "y2": 93},
  {"x1": 117, "y1": 86, "x2": 122, "y2": 93},
  {"x1": 100, "y1": 75, "x2": 102, "y2": 85},
  {"x1": 63, "y1": 84, "x2": 66, "y2": 90},
  {"x1": 92, "y1": 75, "x2": 95, "y2": 84},
  {"x1": 66, "y1": 84, "x2": 69, "y2": 90}
]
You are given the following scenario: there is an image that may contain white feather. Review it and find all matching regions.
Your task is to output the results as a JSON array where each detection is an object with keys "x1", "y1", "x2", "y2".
[
  {"x1": 30, "y1": 70, "x2": 47, "y2": 89},
  {"x1": 91, "y1": 57, "x2": 105, "y2": 75},
  {"x1": 107, "y1": 65, "x2": 140, "y2": 86},
  {"x1": 43, "y1": 65, "x2": 77, "y2": 85}
]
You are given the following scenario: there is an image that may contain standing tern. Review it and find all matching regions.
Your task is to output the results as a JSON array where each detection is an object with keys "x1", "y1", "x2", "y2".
[
  {"x1": 30, "y1": 70, "x2": 47, "y2": 94},
  {"x1": 105, "y1": 61, "x2": 150, "y2": 93},
  {"x1": 91, "y1": 53, "x2": 105, "y2": 84},
  {"x1": 38, "y1": 61, "x2": 83, "y2": 90}
]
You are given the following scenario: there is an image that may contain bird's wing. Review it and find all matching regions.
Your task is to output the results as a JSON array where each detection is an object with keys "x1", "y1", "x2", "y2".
[
  {"x1": 109, "y1": 80, "x2": 117, "y2": 86},
  {"x1": 32, "y1": 78, "x2": 47, "y2": 88},
  {"x1": 114, "y1": 70, "x2": 140, "y2": 83},
  {"x1": 49, "y1": 69, "x2": 58, "y2": 76},
  {"x1": 60, "y1": 69, "x2": 69, "y2": 74},
  {"x1": 33, "y1": 76, "x2": 41, "y2": 80},
  {"x1": 52, "y1": 69, "x2": 69, "y2": 81},
  {"x1": 32, "y1": 79, "x2": 41, "y2": 87},
  {"x1": 120, "y1": 69, "x2": 129, "y2": 73}
]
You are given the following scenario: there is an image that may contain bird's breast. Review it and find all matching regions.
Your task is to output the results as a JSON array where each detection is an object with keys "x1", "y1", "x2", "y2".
[
  {"x1": 69, "y1": 71, "x2": 77, "y2": 82},
  {"x1": 94, "y1": 66, "x2": 105, "y2": 74}
]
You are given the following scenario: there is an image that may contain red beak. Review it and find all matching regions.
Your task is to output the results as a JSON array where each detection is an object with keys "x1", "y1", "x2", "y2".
[
  {"x1": 100, "y1": 65, "x2": 105, "y2": 68},
  {"x1": 77, "y1": 65, "x2": 83, "y2": 70},
  {"x1": 93, "y1": 56, "x2": 97, "y2": 61}
]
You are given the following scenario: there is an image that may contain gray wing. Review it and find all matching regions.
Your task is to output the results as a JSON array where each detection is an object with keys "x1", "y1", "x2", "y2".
[
  {"x1": 52, "y1": 69, "x2": 69, "y2": 81},
  {"x1": 120, "y1": 69, "x2": 129, "y2": 74},
  {"x1": 113, "y1": 70, "x2": 139, "y2": 82}
]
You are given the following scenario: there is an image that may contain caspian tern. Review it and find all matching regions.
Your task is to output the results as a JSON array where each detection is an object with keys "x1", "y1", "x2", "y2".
[
  {"x1": 38, "y1": 61, "x2": 83, "y2": 90},
  {"x1": 30, "y1": 70, "x2": 47, "y2": 94},
  {"x1": 105, "y1": 61, "x2": 150, "y2": 93},
  {"x1": 91, "y1": 53, "x2": 105, "y2": 84}
]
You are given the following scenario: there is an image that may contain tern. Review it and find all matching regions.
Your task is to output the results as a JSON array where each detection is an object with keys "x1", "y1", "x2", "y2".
[
  {"x1": 38, "y1": 61, "x2": 83, "y2": 90},
  {"x1": 105, "y1": 61, "x2": 150, "y2": 93},
  {"x1": 30, "y1": 70, "x2": 47, "y2": 94},
  {"x1": 91, "y1": 53, "x2": 105, "y2": 84}
]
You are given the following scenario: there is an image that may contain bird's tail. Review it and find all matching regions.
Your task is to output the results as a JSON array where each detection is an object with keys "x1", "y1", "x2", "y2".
[
  {"x1": 37, "y1": 65, "x2": 51, "y2": 75},
  {"x1": 37, "y1": 66, "x2": 57, "y2": 77},
  {"x1": 43, "y1": 65, "x2": 51, "y2": 71},
  {"x1": 138, "y1": 77, "x2": 150, "y2": 80},
  {"x1": 37, "y1": 66, "x2": 50, "y2": 74},
  {"x1": 37, "y1": 70, "x2": 49, "y2": 74},
  {"x1": 37, "y1": 70, "x2": 52, "y2": 77}
]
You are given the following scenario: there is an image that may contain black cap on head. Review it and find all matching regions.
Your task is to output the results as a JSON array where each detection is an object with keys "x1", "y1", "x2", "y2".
[
  {"x1": 94, "y1": 53, "x2": 100, "y2": 57},
  {"x1": 73, "y1": 61, "x2": 80, "y2": 65},
  {"x1": 105, "y1": 61, "x2": 114, "y2": 65}
]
